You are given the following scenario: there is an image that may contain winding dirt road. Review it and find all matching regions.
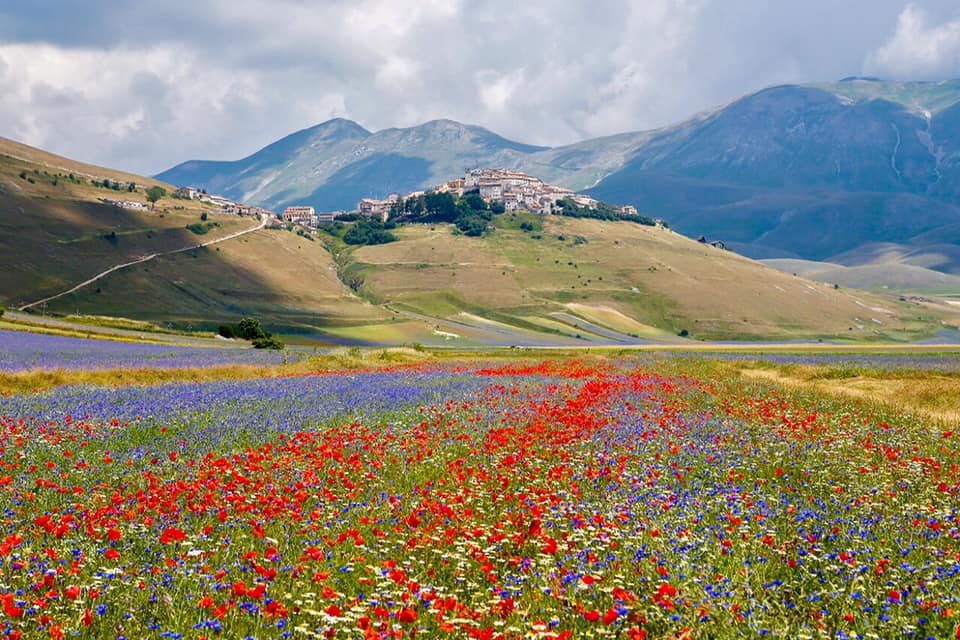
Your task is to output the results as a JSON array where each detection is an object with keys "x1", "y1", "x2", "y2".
[{"x1": 18, "y1": 215, "x2": 268, "y2": 312}]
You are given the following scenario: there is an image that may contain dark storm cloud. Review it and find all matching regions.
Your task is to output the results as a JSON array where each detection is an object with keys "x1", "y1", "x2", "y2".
[{"x1": 0, "y1": 0, "x2": 958, "y2": 175}]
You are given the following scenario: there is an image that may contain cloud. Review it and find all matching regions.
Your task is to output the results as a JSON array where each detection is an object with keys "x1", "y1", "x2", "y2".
[
  {"x1": 866, "y1": 3, "x2": 960, "y2": 78},
  {"x1": 0, "y1": 1, "x2": 958, "y2": 176},
  {"x1": 0, "y1": 43, "x2": 277, "y2": 172}
]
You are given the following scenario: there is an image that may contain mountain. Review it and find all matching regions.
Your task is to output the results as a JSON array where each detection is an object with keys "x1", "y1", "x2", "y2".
[
  {"x1": 588, "y1": 78, "x2": 960, "y2": 290},
  {"x1": 7, "y1": 135, "x2": 953, "y2": 344},
  {"x1": 157, "y1": 119, "x2": 649, "y2": 212}
]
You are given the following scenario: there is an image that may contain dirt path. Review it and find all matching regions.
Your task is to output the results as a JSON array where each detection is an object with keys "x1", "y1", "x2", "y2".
[{"x1": 19, "y1": 215, "x2": 268, "y2": 311}]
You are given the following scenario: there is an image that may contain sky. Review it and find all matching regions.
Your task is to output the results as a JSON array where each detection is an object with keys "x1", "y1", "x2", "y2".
[{"x1": 1, "y1": 1, "x2": 959, "y2": 175}]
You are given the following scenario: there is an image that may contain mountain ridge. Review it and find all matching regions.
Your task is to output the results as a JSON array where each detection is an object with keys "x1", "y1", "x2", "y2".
[{"x1": 156, "y1": 78, "x2": 960, "y2": 293}]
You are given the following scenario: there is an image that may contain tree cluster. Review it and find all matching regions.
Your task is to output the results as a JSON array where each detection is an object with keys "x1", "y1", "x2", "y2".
[
  {"x1": 553, "y1": 198, "x2": 657, "y2": 226},
  {"x1": 186, "y1": 221, "x2": 220, "y2": 235},
  {"x1": 218, "y1": 317, "x2": 284, "y2": 349},
  {"x1": 391, "y1": 190, "x2": 501, "y2": 237},
  {"x1": 146, "y1": 186, "x2": 167, "y2": 206},
  {"x1": 342, "y1": 219, "x2": 397, "y2": 245}
]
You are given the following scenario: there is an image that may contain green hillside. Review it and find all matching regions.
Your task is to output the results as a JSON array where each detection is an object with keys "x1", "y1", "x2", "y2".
[
  {"x1": 43, "y1": 226, "x2": 389, "y2": 334},
  {"x1": 0, "y1": 138, "x2": 262, "y2": 310},
  {"x1": 325, "y1": 215, "x2": 950, "y2": 343},
  {"x1": 40, "y1": 212, "x2": 954, "y2": 345}
]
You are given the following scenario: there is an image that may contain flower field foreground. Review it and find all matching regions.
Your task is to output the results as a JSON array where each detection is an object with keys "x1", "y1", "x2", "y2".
[
  {"x1": 0, "y1": 329, "x2": 305, "y2": 372},
  {"x1": 0, "y1": 359, "x2": 957, "y2": 638}
]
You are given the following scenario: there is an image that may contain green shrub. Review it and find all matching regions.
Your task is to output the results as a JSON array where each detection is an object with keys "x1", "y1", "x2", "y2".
[
  {"x1": 455, "y1": 213, "x2": 488, "y2": 236},
  {"x1": 343, "y1": 220, "x2": 396, "y2": 245},
  {"x1": 252, "y1": 335, "x2": 285, "y2": 350},
  {"x1": 186, "y1": 222, "x2": 219, "y2": 235}
]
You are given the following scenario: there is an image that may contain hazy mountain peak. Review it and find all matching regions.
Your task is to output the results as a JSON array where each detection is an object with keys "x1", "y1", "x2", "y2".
[{"x1": 309, "y1": 117, "x2": 372, "y2": 137}]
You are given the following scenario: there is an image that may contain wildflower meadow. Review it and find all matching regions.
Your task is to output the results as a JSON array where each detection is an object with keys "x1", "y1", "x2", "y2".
[{"x1": 0, "y1": 354, "x2": 957, "y2": 639}]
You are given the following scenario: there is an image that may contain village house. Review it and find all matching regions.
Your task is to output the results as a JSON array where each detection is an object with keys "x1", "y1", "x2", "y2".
[
  {"x1": 101, "y1": 198, "x2": 149, "y2": 211},
  {"x1": 357, "y1": 193, "x2": 399, "y2": 222},
  {"x1": 281, "y1": 206, "x2": 317, "y2": 227},
  {"x1": 174, "y1": 186, "x2": 202, "y2": 200},
  {"x1": 435, "y1": 179, "x2": 464, "y2": 197},
  {"x1": 478, "y1": 178, "x2": 503, "y2": 201},
  {"x1": 200, "y1": 194, "x2": 238, "y2": 210},
  {"x1": 569, "y1": 194, "x2": 600, "y2": 209},
  {"x1": 351, "y1": 167, "x2": 642, "y2": 221},
  {"x1": 317, "y1": 210, "x2": 354, "y2": 223}
]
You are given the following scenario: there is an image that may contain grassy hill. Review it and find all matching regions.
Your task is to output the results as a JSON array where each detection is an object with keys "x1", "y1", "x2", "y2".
[
  {"x1": 762, "y1": 258, "x2": 960, "y2": 295},
  {"x1": 325, "y1": 215, "x2": 950, "y2": 343},
  {"x1": 0, "y1": 136, "x2": 258, "y2": 308},
  {"x1": 43, "y1": 226, "x2": 389, "y2": 334},
  {"x1": 38, "y1": 213, "x2": 954, "y2": 345}
]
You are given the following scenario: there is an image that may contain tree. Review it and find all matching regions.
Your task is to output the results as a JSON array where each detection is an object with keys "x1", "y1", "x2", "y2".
[
  {"x1": 343, "y1": 220, "x2": 396, "y2": 246},
  {"x1": 424, "y1": 191, "x2": 457, "y2": 221},
  {"x1": 146, "y1": 186, "x2": 167, "y2": 208},
  {"x1": 455, "y1": 213, "x2": 488, "y2": 237},
  {"x1": 463, "y1": 192, "x2": 487, "y2": 211},
  {"x1": 236, "y1": 317, "x2": 268, "y2": 341}
]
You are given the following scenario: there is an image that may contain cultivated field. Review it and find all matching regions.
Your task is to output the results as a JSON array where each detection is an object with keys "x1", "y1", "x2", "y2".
[
  {"x1": 348, "y1": 217, "x2": 947, "y2": 342},
  {"x1": 0, "y1": 332, "x2": 958, "y2": 638}
]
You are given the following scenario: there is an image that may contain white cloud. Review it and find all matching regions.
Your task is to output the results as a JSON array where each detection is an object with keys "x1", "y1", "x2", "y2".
[
  {"x1": 0, "y1": 43, "x2": 267, "y2": 170},
  {"x1": 0, "y1": 0, "x2": 958, "y2": 175},
  {"x1": 476, "y1": 69, "x2": 525, "y2": 113},
  {"x1": 867, "y1": 3, "x2": 960, "y2": 78}
]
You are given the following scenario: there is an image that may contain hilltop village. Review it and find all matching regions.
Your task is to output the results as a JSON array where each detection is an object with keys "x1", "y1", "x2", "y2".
[
  {"x1": 352, "y1": 168, "x2": 639, "y2": 222},
  {"x1": 167, "y1": 168, "x2": 642, "y2": 229}
]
